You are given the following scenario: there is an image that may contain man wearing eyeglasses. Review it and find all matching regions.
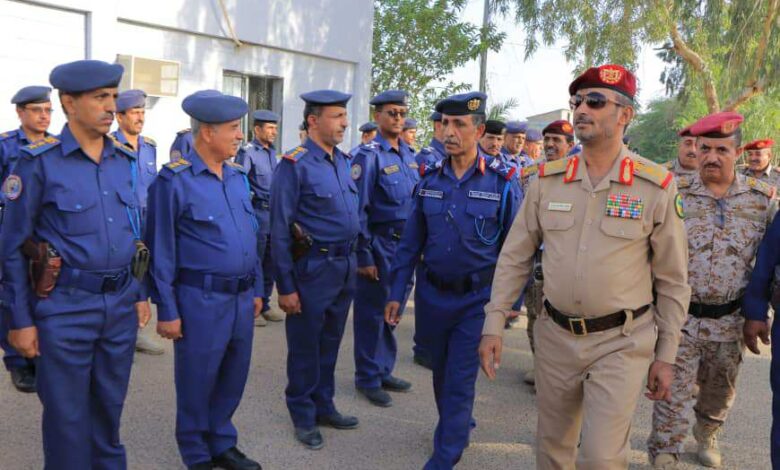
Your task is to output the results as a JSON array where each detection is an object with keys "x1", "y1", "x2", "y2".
[
  {"x1": 480, "y1": 64, "x2": 691, "y2": 469},
  {"x1": 351, "y1": 90, "x2": 418, "y2": 408},
  {"x1": 648, "y1": 112, "x2": 777, "y2": 469},
  {"x1": 0, "y1": 85, "x2": 53, "y2": 393}
]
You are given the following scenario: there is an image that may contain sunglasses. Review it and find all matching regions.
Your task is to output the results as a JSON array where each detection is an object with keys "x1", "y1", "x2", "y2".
[
  {"x1": 384, "y1": 110, "x2": 408, "y2": 119},
  {"x1": 569, "y1": 92, "x2": 626, "y2": 111}
]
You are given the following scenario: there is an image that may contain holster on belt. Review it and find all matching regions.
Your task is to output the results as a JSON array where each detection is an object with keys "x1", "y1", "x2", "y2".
[
  {"x1": 131, "y1": 239, "x2": 151, "y2": 281},
  {"x1": 532, "y1": 249, "x2": 543, "y2": 283},
  {"x1": 290, "y1": 222, "x2": 313, "y2": 261},
  {"x1": 22, "y1": 239, "x2": 61, "y2": 298}
]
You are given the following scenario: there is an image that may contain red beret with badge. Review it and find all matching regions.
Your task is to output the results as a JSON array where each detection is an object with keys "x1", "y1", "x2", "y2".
[
  {"x1": 743, "y1": 138, "x2": 774, "y2": 150},
  {"x1": 568, "y1": 64, "x2": 637, "y2": 100},
  {"x1": 543, "y1": 120, "x2": 574, "y2": 139},
  {"x1": 688, "y1": 111, "x2": 744, "y2": 137}
]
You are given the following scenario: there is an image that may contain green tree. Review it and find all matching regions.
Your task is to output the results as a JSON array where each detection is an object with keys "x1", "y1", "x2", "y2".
[
  {"x1": 371, "y1": 0, "x2": 505, "y2": 143},
  {"x1": 493, "y1": 0, "x2": 779, "y2": 112},
  {"x1": 487, "y1": 97, "x2": 519, "y2": 121}
]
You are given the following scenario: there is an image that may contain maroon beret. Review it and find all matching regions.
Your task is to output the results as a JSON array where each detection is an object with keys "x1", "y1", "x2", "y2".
[
  {"x1": 569, "y1": 64, "x2": 637, "y2": 100},
  {"x1": 542, "y1": 120, "x2": 574, "y2": 138},
  {"x1": 678, "y1": 124, "x2": 694, "y2": 137},
  {"x1": 689, "y1": 111, "x2": 744, "y2": 137},
  {"x1": 744, "y1": 139, "x2": 774, "y2": 150}
]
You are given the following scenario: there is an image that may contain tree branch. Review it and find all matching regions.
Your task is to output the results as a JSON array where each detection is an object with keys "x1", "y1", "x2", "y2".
[
  {"x1": 725, "y1": 76, "x2": 768, "y2": 111},
  {"x1": 749, "y1": 0, "x2": 779, "y2": 86}
]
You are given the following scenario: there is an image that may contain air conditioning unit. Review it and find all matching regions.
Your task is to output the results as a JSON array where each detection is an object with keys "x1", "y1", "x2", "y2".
[{"x1": 116, "y1": 55, "x2": 180, "y2": 97}]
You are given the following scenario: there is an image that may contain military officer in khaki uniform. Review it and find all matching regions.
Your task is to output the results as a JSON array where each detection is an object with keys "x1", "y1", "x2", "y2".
[
  {"x1": 479, "y1": 64, "x2": 691, "y2": 470},
  {"x1": 664, "y1": 124, "x2": 699, "y2": 177},
  {"x1": 741, "y1": 138, "x2": 780, "y2": 191},
  {"x1": 648, "y1": 113, "x2": 777, "y2": 469}
]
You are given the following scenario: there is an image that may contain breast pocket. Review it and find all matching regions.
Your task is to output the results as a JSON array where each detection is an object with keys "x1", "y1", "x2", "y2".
[
  {"x1": 53, "y1": 192, "x2": 99, "y2": 236},
  {"x1": 254, "y1": 163, "x2": 271, "y2": 188},
  {"x1": 465, "y1": 198, "x2": 500, "y2": 240},
  {"x1": 304, "y1": 182, "x2": 340, "y2": 214},
  {"x1": 379, "y1": 172, "x2": 409, "y2": 201},
  {"x1": 186, "y1": 204, "x2": 226, "y2": 238},
  {"x1": 600, "y1": 216, "x2": 644, "y2": 240}
]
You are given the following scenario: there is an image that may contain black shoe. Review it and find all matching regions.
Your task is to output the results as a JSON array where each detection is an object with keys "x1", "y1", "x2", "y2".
[
  {"x1": 10, "y1": 367, "x2": 35, "y2": 393},
  {"x1": 381, "y1": 375, "x2": 412, "y2": 392},
  {"x1": 413, "y1": 354, "x2": 433, "y2": 370},
  {"x1": 357, "y1": 386, "x2": 393, "y2": 407},
  {"x1": 295, "y1": 427, "x2": 324, "y2": 450},
  {"x1": 189, "y1": 462, "x2": 213, "y2": 470},
  {"x1": 316, "y1": 411, "x2": 359, "y2": 429},
  {"x1": 212, "y1": 447, "x2": 261, "y2": 470}
]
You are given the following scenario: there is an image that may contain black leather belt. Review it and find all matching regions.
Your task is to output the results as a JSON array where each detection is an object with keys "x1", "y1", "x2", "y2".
[
  {"x1": 59, "y1": 266, "x2": 131, "y2": 294},
  {"x1": 544, "y1": 300, "x2": 650, "y2": 336},
  {"x1": 178, "y1": 269, "x2": 255, "y2": 294},
  {"x1": 252, "y1": 200, "x2": 270, "y2": 210},
  {"x1": 688, "y1": 298, "x2": 742, "y2": 319},
  {"x1": 424, "y1": 265, "x2": 494, "y2": 294},
  {"x1": 370, "y1": 221, "x2": 405, "y2": 240},
  {"x1": 310, "y1": 240, "x2": 357, "y2": 258}
]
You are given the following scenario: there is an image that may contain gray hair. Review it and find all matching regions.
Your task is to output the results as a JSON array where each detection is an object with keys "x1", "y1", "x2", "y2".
[{"x1": 190, "y1": 117, "x2": 215, "y2": 137}]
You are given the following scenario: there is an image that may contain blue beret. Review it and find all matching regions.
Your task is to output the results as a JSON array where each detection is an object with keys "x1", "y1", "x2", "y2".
[
  {"x1": 11, "y1": 86, "x2": 52, "y2": 105},
  {"x1": 300, "y1": 89, "x2": 351, "y2": 106},
  {"x1": 49, "y1": 60, "x2": 124, "y2": 93},
  {"x1": 252, "y1": 110, "x2": 280, "y2": 123},
  {"x1": 505, "y1": 121, "x2": 528, "y2": 134},
  {"x1": 403, "y1": 118, "x2": 418, "y2": 130},
  {"x1": 429, "y1": 111, "x2": 442, "y2": 122},
  {"x1": 359, "y1": 122, "x2": 378, "y2": 133},
  {"x1": 525, "y1": 129, "x2": 543, "y2": 142},
  {"x1": 485, "y1": 120, "x2": 506, "y2": 135},
  {"x1": 435, "y1": 91, "x2": 487, "y2": 116},
  {"x1": 116, "y1": 89, "x2": 147, "y2": 112},
  {"x1": 182, "y1": 90, "x2": 249, "y2": 123},
  {"x1": 370, "y1": 90, "x2": 409, "y2": 106}
]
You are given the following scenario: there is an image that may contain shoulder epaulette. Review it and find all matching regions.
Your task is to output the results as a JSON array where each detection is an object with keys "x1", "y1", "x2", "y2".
[
  {"x1": 0, "y1": 129, "x2": 18, "y2": 141},
  {"x1": 486, "y1": 156, "x2": 517, "y2": 181},
  {"x1": 419, "y1": 159, "x2": 443, "y2": 178},
  {"x1": 177, "y1": 128, "x2": 191, "y2": 135},
  {"x1": 676, "y1": 175, "x2": 692, "y2": 190},
  {"x1": 163, "y1": 159, "x2": 192, "y2": 174},
  {"x1": 226, "y1": 160, "x2": 247, "y2": 173},
  {"x1": 745, "y1": 176, "x2": 775, "y2": 198},
  {"x1": 521, "y1": 163, "x2": 539, "y2": 180},
  {"x1": 354, "y1": 142, "x2": 380, "y2": 157},
  {"x1": 419, "y1": 147, "x2": 433, "y2": 154},
  {"x1": 282, "y1": 146, "x2": 308, "y2": 163},
  {"x1": 538, "y1": 156, "x2": 570, "y2": 177},
  {"x1": 110, "y1": 136, "x2": 137, "y2": 159},
  {"x1": 143, "y1": 136, "x2": 157, "y2": 147},
  {"x1": 633, "y1": 158, "x2": 673, "y2": 189},
  {"x1": 21, "y1": 136, "x2": 60, "y2": 156},
  {"x1": 663, "y1": 160, "x2": 674, "y2": 169}
]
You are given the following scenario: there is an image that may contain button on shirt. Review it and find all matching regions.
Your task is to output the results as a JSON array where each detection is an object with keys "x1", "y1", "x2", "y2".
[
  {"x1": 112, "y1": 130, "x2": 158, "y2": 211},
  {"x1": 388, "y1": 152, "x2": 522, "y2": 302},
  {"x1": 352, "y1": 134, "x2": 419, "y2": 267},
  {"x1": 145, "y1": 150, "x2": 262, "y2": 322},
  {"x1": 1, "y1": 125, "x2": 143, "y2": 328},
  {"x1": 270, "y1": 138, "x2": 361, "y2": 295}
]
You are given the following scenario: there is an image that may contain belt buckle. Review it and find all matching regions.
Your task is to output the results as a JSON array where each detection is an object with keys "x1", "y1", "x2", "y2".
[
  {"x1": 568, "y1": 317, "x2": 587, "y2": 336},
  {"x1": 102, "y1": 273, "x2": 122, "y2": 292}
]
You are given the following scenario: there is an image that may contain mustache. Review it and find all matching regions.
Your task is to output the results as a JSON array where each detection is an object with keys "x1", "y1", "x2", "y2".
[
  {"x1": 574, "y1": 116, "x2": 592, "y2": 125},
  {"x1": 444, "y1": 138, "x2": 459, "y2": 145},
  {"x1": 101, "y1": 112, "x2": 115, "y2": 121},
  {"x1": 703, "y1": 162, "x2": 721, "y2": 169},
  {"x1": 685, "y1": 152, "x2": 697, "y2": 159}
]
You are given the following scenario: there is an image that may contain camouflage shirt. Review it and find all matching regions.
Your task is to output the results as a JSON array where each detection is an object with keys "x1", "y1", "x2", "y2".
[
  {"x1": 678, "y1": 173, "x2": 777, "y2": 341},
  {"x1": 741, "y1": 164, "x2": 780, "y2": 193},
  {"x1": 664, "y1": 158, "x2": 698, "y2": 178}
]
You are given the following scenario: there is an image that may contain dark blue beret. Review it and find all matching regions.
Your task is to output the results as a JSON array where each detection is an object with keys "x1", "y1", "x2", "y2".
[
  {"x1": 182, "y1": 90, "x2": 249, "y2": 123},
  {"x1": 403, "y1": 118, "x2": 418, "y2": 130},
  {"x1": 116, "y1": 89, "x2": 147, "y2": 112},
  {"x1": 370, "y1": 90, "x2": 409, "y2": 106},
  {"x1": 525, "y1": 129, "x2": 543, "y2": 142},
  {"x1": 505, "y1": 121, "x2": 528, "y2": 134},
  {"x1": 429, "y1": 111, "x2": 442, "y2": 122},
  {"x1": 359, "y1": 122, "x2": 378, "y2": 133},
  {"x1": 11, "y1": 86, "x2": 52, "y2": 105},
  {"x1": 49, "y1": 60, "x2": 124, "y2": 93},
  {"x1": 435, "y1": 91, "x2": 487, "y2": 116},
  {"x1": 252, "y1": 109, "x2": 280, "y2": 123},
  {"x1": 485, "y1": 120, "x2": 506, "y2": 135},
  {"x1": 300, "y1": 89, "x2": 351, "y2": 107}
]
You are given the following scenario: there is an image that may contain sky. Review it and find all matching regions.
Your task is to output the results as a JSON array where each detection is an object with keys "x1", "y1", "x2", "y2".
[{"x1": 451, "y1": 0, "x2": 670, "y2": 121}]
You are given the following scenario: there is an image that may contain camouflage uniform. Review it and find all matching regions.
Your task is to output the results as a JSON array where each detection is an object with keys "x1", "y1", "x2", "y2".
[
  {"x1": 647, "y1": 173, "x2": 776, "y2": 458},
  {"x1": 518, "y1": 161, "x2": 545, "y2": 355},
  {"x1": 741, "y1": 164, "x2": 780, "y2": 193},
  {"x1": 663, "y1": 158, "x2": 698, "y2": 178}
]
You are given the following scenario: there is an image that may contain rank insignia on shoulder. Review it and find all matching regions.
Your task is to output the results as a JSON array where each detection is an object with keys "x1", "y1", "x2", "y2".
[
  {"x1": 676, "y1": 175, "x2": 691, "y2": 189},
  {"x1": 408, "y1": 162, "x2": 419, "y2": 169},
  {"x1": 538, "y1": 156, "x2": 570, "y2": 178},
  {"x1": 21, "y1": 136, "x2": 60, "y2": 156},
  {"x1": 143, "y1": 136, "x2": 157, "y2": 147},
  {"x1": 605, "y1": 193, "x2": 643, "y2": 219},
  {"x1": 177, "y1": 128, "x2": 191, "y2": 135},
  {"x1": 226, "y1": 161, "x2": 247, "y2": 173},
  {"x1": 674, "y1": 193, "x2": 685, "y2": 219},
  {"x1": 283, "y1": 146, "x2": 307, "y2": 162},
  {"x1": 633, "y1": 159, "x2": 673, "y2": 189},
  {"x1": 351, "y1": 163, "x2": 362, "y2": 180},
  {"x1": 2, "y1": 174, "x2": 22, "y2": 200},
  {"x1": 164, "y1": 159, "x2": 192, "y2": 173},
  {"x1": 418, "y1": 188, "x2": 444, "y2": 199},
  {"x1": 0, "y1": 130, "x2": 15, "y2": 141},
  {"x1": 382, "y1": 164, "x2": 400, "y2": 175},
  {"x1": 745, "y1": 176, "x2": 775, "y2": 198},
  {"x1": 521, "y1": 164, "x2": 539, "y2": 180}
]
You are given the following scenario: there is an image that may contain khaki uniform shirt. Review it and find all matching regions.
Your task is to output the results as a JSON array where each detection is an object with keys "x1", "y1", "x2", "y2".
[
  {"x1": 484, "y1": 150, "x2": 691, "y2": 363},
  {"x1": 741, "y1": 164, "x2": 780, "y2": 192},
  {"x1": 679, "y1": 173, "x2": 776, "y2": 342}
]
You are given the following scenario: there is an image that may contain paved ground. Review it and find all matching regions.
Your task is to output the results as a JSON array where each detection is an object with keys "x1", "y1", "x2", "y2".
[{"x1": 0, "y1": 298, "x2": 772, "y2": 470}]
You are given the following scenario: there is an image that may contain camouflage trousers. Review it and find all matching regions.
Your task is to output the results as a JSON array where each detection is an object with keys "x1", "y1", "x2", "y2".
[
  {"x1": 647, "y1": 331, "x2": 744, "y2": 457},
  {"x1": 523, "y1": 281, "x2": 543, "y2": 354}
]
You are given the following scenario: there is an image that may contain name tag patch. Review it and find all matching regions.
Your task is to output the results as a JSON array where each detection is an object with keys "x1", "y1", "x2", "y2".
[
  {"x1": 468, "y1": 190, "x2": 500, "y2": 201},
  {"x1": 547, "y1": 202, "x2": 572, "y2": 212},
  {"x1": 605, "y1": 193, "x2": 643, "y2": 219},
  {"x1": 419, "y1": 189, "x2": 444, "y2": 199},
  {"x1": 382, "y1": 164, "x2": 400, "y2": 175}
]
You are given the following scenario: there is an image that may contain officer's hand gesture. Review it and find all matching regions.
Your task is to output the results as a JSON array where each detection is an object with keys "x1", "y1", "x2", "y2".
[
  {"x1": 135, "y1": 301, "x2": 152, "y2": 328},
  {"x1": 384, "y1": 301, "x2": 402, "y2": 326},
  {"x1": 645, "y1": 360, "x2": 673, "y2": 402},
  {"x1": 744, "y1": 319, "x2": 771, "y2": 355},
  {"x1": 253, "y1": 297, "x2": 264, "y2": 318},
  {"x1": 157, "y1": 319, "x2": 183, "y2": 340},
  {"x1": 279, "y1": 292, "x2": 302, "y2": 315},
  {"x1": 358, "y1": 266, "x2": 380, "y2": 282},
  {"x1": 8, "y1": 326, "x2": 40, "y2": 358},
  {"x1": 479, "y1": 335, "x2": 502, "y2": 380}
]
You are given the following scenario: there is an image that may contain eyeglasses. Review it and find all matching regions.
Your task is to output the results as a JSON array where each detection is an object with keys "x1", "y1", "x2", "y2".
[
  {"x1": 384, "y1": 110, "x2": 408, "y2": 119},
  {"x1": 23, "y1": 106, "x2": 54, "y2": 116},
  {"x1": 569, "y1": 92, "x2": 625, "y2": 111}
]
